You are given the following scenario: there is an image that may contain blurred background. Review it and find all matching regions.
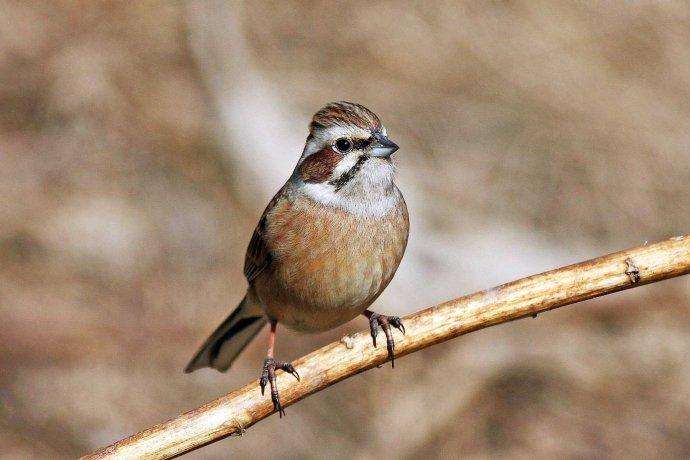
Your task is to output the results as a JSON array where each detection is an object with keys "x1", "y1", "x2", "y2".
[{"x1": 1, "y1": 1, "x2": 689, "y2": 458}]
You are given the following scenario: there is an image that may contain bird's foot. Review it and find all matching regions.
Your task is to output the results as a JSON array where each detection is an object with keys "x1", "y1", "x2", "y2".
[
  {"x1": 259, "y1": 357, "x2": 299, "y2": 417},
  {"x1": 366, "y1": 312, "x2": 406, "y2": 367}
]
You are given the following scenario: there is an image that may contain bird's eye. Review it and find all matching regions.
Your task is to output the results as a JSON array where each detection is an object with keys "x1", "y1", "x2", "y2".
[{"x1": 334, "y1": 138, "x2": 353, "y2": 153}]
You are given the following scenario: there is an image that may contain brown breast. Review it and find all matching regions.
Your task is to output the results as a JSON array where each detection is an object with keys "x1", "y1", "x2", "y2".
[{"x1": 251, "y1": 191, "x2": 409, "y2": 332}]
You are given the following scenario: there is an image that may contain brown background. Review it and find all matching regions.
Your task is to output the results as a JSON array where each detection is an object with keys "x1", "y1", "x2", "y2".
[{"x1": 1, "y1": 1, "x2": 689, "y2": 458}]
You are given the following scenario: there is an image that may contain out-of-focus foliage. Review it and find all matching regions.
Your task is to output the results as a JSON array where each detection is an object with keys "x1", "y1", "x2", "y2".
[{"x1": 1, "y1": 1, "x2": 688, "y2": 458}]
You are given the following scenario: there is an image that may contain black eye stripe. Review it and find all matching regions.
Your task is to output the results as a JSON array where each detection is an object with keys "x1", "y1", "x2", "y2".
[{"x1": 351, "y1": 137, "x2": 373, "y2": 150}]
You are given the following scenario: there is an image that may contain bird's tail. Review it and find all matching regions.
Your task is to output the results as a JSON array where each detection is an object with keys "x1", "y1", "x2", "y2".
[{"x1": 184, "y1": 292, "x2": 267, "y2": 373}]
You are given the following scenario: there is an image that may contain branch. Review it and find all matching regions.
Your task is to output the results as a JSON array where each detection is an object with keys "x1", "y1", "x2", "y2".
[{"x1": 84, "y1": 236, "x2": 690, "y2": 459}]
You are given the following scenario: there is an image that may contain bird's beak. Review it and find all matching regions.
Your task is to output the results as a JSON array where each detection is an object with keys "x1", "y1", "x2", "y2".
[{"x1": 370, "y1": 131, "x2": 399, "y2": 158}]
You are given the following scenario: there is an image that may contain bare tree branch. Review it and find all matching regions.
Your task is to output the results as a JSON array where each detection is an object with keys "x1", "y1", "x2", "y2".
[{"x1": 84, "y1": 236, "x2": 690, "y2": 459}]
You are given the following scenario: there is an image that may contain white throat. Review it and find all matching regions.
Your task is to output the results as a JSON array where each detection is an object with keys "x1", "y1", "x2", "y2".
[{"x1": 299, "y1": 157, "x2": 399, "y2": 218}]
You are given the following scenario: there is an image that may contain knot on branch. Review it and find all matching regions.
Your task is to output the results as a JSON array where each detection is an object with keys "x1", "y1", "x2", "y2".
[{"x1": 625, "y1": 258, "x2": 640, "y2": 284}]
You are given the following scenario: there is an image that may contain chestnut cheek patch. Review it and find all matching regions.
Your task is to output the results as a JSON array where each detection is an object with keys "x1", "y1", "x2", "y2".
[{"x1": 299, "y1": 147, "x2": 341, "y2": 183}]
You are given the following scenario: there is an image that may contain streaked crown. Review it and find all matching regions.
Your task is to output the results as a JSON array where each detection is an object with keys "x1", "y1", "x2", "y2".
[{"x1": 310, "y1": 101, "x2": 382, "y2": 133}]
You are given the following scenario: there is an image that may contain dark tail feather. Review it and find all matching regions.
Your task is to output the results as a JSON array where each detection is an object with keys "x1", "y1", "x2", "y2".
[{"x1": 184, "y1": 294, "x2": 267, "y2": 373}]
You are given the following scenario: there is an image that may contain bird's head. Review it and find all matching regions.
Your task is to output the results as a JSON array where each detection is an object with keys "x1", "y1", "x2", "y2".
[{"x1": 294, "y1": 102, "x2": 399, "y2": 196}]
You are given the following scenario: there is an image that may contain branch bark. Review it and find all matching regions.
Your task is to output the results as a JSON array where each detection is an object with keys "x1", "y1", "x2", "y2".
[{"x1": 84, "y1": 236, "x2": 690, "y2": 459}]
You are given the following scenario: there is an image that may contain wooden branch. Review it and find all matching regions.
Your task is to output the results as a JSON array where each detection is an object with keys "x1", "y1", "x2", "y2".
[{"x1": 84, "y1": 236, "x2": 690, "y2": 459}]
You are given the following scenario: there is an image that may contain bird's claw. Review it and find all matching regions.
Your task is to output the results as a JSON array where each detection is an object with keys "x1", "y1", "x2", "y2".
[
  {"x1": 259, "y1": 372, "x2": 269, "y2": 396},
  {"x1": 368, "y1": 315, "x2": 380, "y2": 348},
  {"x1": 388, "y1": 316, "x2": 406, "y2": 335},
  {"x1": 258, "y1": 357, "x2": 299, "y2": 417},
  {"x1": 367, "y1": 313, "x2": 405, "y2": 368},
  {"x1": 281, "y1": 362, "x2": 300, "y2": 381}
]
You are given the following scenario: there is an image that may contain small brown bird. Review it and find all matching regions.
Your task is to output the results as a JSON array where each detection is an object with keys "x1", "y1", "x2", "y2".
[{"x1": 185, "y1": 102, "x2": 409, "y2": 415}]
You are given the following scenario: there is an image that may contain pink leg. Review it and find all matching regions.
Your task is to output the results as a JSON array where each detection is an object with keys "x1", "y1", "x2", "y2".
[
  {"x1": 259, "y1": 320, "x2": 299, "y2": 417},
  {"x1": 267, "y1": 320, "x2": 277, "y2": 358}
]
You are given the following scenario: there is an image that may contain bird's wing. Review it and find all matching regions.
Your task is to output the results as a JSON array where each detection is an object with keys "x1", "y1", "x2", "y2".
[{"x1": 243, "y1": 188, "x2": 285, "y2": 283}]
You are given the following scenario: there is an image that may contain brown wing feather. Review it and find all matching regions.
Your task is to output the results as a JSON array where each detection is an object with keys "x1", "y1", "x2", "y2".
[{"x1": 243, "y1": 189, "x2": 284, "y2": 283}]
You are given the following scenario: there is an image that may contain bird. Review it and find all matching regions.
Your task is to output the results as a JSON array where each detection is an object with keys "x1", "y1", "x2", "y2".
[{"x1": 185, "y1": 101, "x2": 409, "y2": 416}]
